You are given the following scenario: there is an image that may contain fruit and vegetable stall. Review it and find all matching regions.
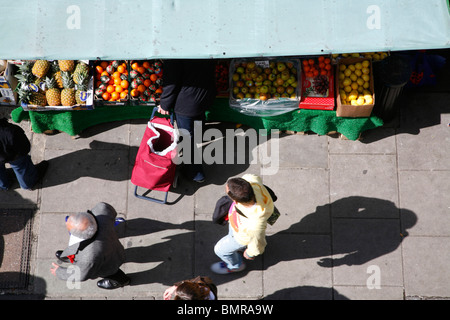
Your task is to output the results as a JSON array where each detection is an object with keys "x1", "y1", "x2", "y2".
[{"x1": 1, "y1": 0, "x2": 448, "y2": 140}]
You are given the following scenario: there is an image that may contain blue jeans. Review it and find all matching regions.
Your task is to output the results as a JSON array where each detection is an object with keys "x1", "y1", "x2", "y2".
[
  {"x1": 214, "y1": 224, "x2": 247, "y2": 270},
  {"x1": 0, "y1": 155, "x2": 38, "y2": 190},
  {"x1": 175, "y1": 113, "x2": 204, "y2": 178}
]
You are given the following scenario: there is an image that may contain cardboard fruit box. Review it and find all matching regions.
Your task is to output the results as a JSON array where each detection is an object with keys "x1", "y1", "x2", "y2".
[
  {"x1": 0, "y1": 61, "x2": 18, "y2": 106},
  {"x1": 335, "y1": 57, "x2": 375, "y2": 118}
]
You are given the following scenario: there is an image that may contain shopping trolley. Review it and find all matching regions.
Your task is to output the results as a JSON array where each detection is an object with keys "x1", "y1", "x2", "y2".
[{"x1": 131, "y1": 107, "x2": 178, "y2": 204}]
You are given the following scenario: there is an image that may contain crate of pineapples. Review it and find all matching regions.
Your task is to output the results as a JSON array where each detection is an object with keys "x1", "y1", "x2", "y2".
[{"x1": 15, "y1": 60, "x2": 94, "y2": 111}]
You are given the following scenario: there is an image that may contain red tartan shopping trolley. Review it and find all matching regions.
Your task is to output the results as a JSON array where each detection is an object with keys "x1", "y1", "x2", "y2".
[{"x1": 131, "y1": 107, "x2": 178, "y2": 204}]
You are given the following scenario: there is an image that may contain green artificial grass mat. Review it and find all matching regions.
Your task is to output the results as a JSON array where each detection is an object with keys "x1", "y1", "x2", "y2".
[{"x1": 11, "y1": 98, "x2": 383, "y2": 140}]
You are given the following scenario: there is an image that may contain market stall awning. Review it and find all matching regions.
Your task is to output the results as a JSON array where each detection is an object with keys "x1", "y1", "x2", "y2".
[{"x1": 1, "y1": 0, "x2": 449, "y2": 60}]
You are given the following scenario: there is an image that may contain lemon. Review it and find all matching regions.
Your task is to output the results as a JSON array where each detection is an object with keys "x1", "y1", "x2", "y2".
[
  {"x1": 350, "y1": 74, "x2": 357, "y2": 82},
  {"x1": 363, "y1": 82, "x2": 370, "y2": 89},
  {"x1": 357, "y1": 86, "x2": 364, "y2": 93},
  {"x1": 355, "y1": 62, "x2": 363, "y2": 70},
  {"x1": 339, "y1": 64, "x2": 347, "y2": 71},
  {"x1": 339, "y1": 72, "x2": 345, "y2": 80},
  {"x1": 344, "y1": 69, "x2": 352, "y2": 77},
  {"x1": 343, "y1": 78, "x2": 352, "y2": 86},
  {"x1": 363, "y1": 89, "x2": 371, "y2": 95},
  {"x1": 351, "y1": 82, "x2": 359, "y2": 90},
  {"x1": 350, "y1": 100, "x2": 358, "y2": 106},
  {"x1": 362, "y1": 67, "x2": 370, "y2": 75},
  {"x1": 356, "y1": 97, "x2": 365, "y2": 105},
  {"x1": 344, "y1": 85, "x2": 352, "y2": 93},
  {"x1": 364, "y1": 96, "x2": 373, "y2": 104},
  {"x1": 362, "y1": 60, "x2": 370, "y2": 68},
  {"x1": 356, "y1": 78, "x2": 364, "y2": 86},
  {"x1": 348, "y1": 64, "x2": 356, "y2": 71},
  {"x1": 348, "y1": 90, "x2": 358, "y2": 101},
  {"x1": 354, "y1": 69, "x2": 362, "y2": 77},
  {"x1": 351, "y1": 53, "x2": 360, "y2": 58},
  {"x1": 362, "y1": 74, "x2": 370, "y2": 82}
]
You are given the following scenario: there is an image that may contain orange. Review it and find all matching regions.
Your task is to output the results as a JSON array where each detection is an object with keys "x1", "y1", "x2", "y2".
[
  {"x1": 131, "y1": 62, "x2": 139, "y2": 70},
  {"x1": 150, "y1": 74, "x2": 158, "y2": 82},
  {"x1": 117, "y1": 65, "x2": 126, "y2": 73},
  {"x1": 325, "y1": 64, "x2": 332, "y2": 71},
  {"x1": 102, "y1": 92, "x2": 111, "y2": 101},
  {"x1": 142, "y1": 61, "x2": 151, "y2": 69},
  {"x1": 137, "y1": 84, "x2": 146, "y2": 93},
  {"x1": 111, "y1": 91, "x2": 120, "y2": 100},
  {"x1": 143, "y1": 79, "x2": 151, "y2": 87},
  {"x1": 120, "y1": 91, "x2": 128, "y2": 100},
  {"x1": 115, "y1": 85, "x2": 123, "y2": 93},
  {"x1": 130, "y1": 88, "x2": 139, "y2": 97},
  {"x1": 95, "y1": 65, "x2": 103, "y2": 73},
  {"x1": 106, "y1": 85, "x2": 115, "y2": 93},
  {"x1": 101, "y1": 71, "x2": 109, "y2": 77},
  {"x1": 308, "y1": 59, "x2": 315, "y2": 65},
  {"x1": 318, "y1": 56, "x2": 325, "y2": 62},
  {"x1": 100, "y1": 61, "x2": 109, "y2": 69},
  {"x1": 120, "y1": 80, "x2": 129, "y2": 89},
  {"x1": 324, "y1": 58, "x2": 331, "y2": 64},
  {"x1": 155, "y1": 87, "x2": 163, "y2": 94},
  {"x1": 303, "y1": 65, "x2": 310, "y2": 73},
  {"x1": 137, "y1": 66, "x2": 146, "y2": 74},
  {"x1": 114, "y1": 78, "x2": 122, "y2": 86},
  {"x1": 112, "y1": 71, "x2": 121, "y2": 79}
]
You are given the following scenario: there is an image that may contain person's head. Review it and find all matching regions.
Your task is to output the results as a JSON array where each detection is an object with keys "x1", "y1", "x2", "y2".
[
  {"x1": 226, "y1": 177, "x2": 255, "y2": 204},
  {"x1": 66, "y1": 211, "x2": 97, "y2": 240},
  {"x1": 171, "y1": 281, "x2": 214, "y2": 300}
]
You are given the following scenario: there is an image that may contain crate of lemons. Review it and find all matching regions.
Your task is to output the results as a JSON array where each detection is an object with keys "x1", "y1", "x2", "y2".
[
  {"x1": 336, "y1": 58, "x2": 375, "y2": 118},
  {"x1": 15, "y1": 60, "x2": 93, "y2": 110}
]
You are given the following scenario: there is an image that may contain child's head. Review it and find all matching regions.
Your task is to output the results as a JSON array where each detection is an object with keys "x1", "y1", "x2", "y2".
[{"x1": 226, "y1": 177, "x2": 255, "y2": 204}]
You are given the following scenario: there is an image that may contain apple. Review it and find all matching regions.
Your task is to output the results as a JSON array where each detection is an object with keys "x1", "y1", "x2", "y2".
[
  {"x1": 276, "y1": 86, "x2": 285, "y2": 94},
  {"x1": 250, "y1": 70, "x2": 258, "y2": 79},
  {"x1": 255, "y1": 75, "x2": 264, "y2": 83},
  {"x1": 263, "y1": 80, "x2": 272, "y2": 86},
  {"x1": 275, "y1": 78, "x2": 284, "y2": 86},
  {"x1": 247, "y1": 62, "x2": 256, "y2": 70},
  {"x1": 268, "y1": 73, "x2": 276, "y2": 81},
  {"x1": 281, "y1": 70, "x2": 290, "y2": 81},
  {"x1": 277, "y1": 62, "x2": 286, "y2": 72},
  {"x1": 232, "y1": 73, "x2": 240, "y2": 81},
  {"x1": 241, "y1": 86, "x2": 248, "y2": 94},
  {"x1": 236, "y1": 92, "x2": 244, "y2": 99},
  {"x1": 246, "y1": 80, "x2": 254, "y2": 87},
  {"x1": 286, "y1": 86, "x2": 295, "y2": 94},
  {"x1": 270, "y1": 86, "x2": 277, "y2": 94},
  {"x1": 236, "y1": 80, "x2": 244, "y2": 87},
  {"x1": 233, "y1": 87, "x2": 239, "y2": 95},
  {"x1": 236, "y1": 66, "x2": 244, "y2": 74},
  {"x1": 260, "y1": 85, "x2": 269, "y2": 94},
  {"x1": 264, "y1": 68, "x2": 272, "y2": 75},
  {"x1": 245, "y1": 93, "x2": 253, "y2": 98},
  {"x1": 287, "y1": 76, "x2": 296, "y2": 84}
]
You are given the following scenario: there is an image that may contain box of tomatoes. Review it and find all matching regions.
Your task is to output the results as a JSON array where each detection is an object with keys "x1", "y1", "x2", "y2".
[
  {"x1": 128, "y1": 60, "x2": 163, "y2": 106},
  {"x1": 299, "y1": 56, "x2": 335, "y2": 111},
  {"x1": 93, "y1": 60, "x2": 130, "y2": 106}
]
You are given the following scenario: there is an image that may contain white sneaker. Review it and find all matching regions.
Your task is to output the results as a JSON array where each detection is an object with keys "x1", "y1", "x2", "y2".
[{"x1": 210, "y1": 261, "x2": 246, "y2": 274}]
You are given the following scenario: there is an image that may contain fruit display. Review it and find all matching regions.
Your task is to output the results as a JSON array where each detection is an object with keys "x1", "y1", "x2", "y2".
[
  {"x1": 337, "y1": 58, "x2": 373, "y2": 106},
  {"x1": 230, "y1": 59, "x2": 300, "y2": 101},
  {"x1": 215, "y1": 60, "x2": 229, "y2": 97},
  {"x1": 301, "y1": 57, "x2": 333, "y2": 97},
  {"x1": 129, "y1": 60, "x2": 163, "y2": 105},
  {"x1": 332, "y1": 52, "x2": 389, "y2": 62},
  {"x1": 94, "y1": 60, "x2": 129, "y2": 103},
  {"x1": 15, "y1": 60, "x2": 93, "y2": 109}
]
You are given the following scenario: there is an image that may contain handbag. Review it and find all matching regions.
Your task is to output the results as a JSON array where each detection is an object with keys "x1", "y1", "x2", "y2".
[{"x1": 212, "y1": 184, "x2": 280, "y2": 225}]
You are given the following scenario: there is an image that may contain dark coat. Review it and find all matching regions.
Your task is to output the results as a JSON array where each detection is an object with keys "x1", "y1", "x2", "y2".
[
  {"x1": 56, "y1": 202, "x2": 126, "y2": 281},
  {"x1": 159, "y1": 59, "x2": 216, "y2": 118},
  {"x1": 0, "y1": 118, "x2": 30, "y2": 163}
]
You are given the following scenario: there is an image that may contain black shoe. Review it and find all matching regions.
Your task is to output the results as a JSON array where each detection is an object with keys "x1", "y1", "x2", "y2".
[
  {"x1": 97, "y1": 278, "x2": 130, "y2": 290},
  {"x1": 55, "y1": 250, "x2": 70, "y2": 263}
]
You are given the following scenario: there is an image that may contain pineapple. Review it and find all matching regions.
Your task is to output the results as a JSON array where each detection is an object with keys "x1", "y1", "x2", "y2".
[
  {"x1": 17, "y1": 87, "x2": 47, "y2": 107},
  {"x1": 61, "y1": 71, "x2": 76, "y2": 106},
  {"x1": 45, "y1": 76, "x2": 61, "y2": 106},
  {"x1": 31, "y1": 60, "x2": 50, "y2": 79},
  {"x1": 50, "y1": 61, "x2": 63, "y2": 89},
  {"x1": 58, "y1": 60, "x2": 75, "y2": 72},
  {"x1": 73, "y1": 61, "x2": 89, "y2": 84},
  {"x1": 74, "y1": 70, "x2": 89, "y2": 105}
]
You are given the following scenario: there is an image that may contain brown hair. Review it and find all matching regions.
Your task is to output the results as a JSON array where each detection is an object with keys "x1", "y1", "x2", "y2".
[
  {"x1": 172, "y1": 276, "x2": 217, "y2": 300},
  {"x1": 226, "y1": 178, "x2": 255, "y2": 204}
]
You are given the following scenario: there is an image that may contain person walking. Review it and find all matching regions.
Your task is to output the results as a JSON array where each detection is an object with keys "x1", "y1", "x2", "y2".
[
  {"x1": 157, "y1": 59, "x2": 216, "y2": 183},
  {"x1": 0, "y1": 117, "x2": 48, "y2": 190},
  {"x1": 50, "y1": 202, "x2": 130, "y2": 289},
  {"x1": 211, "y1": 174, "x2": 274, "y2": 274}
]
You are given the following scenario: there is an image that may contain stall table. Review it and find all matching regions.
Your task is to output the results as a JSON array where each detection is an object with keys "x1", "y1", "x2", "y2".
[{"x1": 11, "y1": 98, "x2": 383, "y2": 140}]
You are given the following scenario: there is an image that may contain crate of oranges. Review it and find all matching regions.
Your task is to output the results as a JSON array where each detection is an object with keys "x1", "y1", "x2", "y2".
[
  {"x1": 128, "y1": 60, "x2": 163, "y2": 106},
  {"x1": 93, "y1": 60, "x2": 129, "y2": 105}
]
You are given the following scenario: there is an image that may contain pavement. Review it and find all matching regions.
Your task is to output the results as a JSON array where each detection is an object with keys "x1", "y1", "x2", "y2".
[{"x1": 0, "y1": 53, "x2": 449, "y2": 300}]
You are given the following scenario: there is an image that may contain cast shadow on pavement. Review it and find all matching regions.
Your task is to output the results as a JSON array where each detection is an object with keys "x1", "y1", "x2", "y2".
[{"x1": 118, "y1": 196, "x2": 417, "y2": 299}]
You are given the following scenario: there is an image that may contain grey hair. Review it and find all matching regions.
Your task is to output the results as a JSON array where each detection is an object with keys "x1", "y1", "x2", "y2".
[{"x1": 68, "y1": 211, "x2": 98, "y2": 240}]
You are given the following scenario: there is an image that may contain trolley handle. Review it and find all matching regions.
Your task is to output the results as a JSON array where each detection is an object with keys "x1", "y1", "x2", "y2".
[{"x1": 151, "y1": 107, "x2": 174, "y2": 125}]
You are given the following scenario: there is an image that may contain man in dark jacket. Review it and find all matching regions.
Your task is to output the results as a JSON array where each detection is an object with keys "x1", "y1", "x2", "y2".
[
  {"x1": 0, "y1": 117, "x2": 48, "y2": 190},
  {"x1": 158, "y1": 59, "x2": 216, "y2": 183},
  {"x1": 51, "y1": 202, "x2": 130, "y2": 290}
]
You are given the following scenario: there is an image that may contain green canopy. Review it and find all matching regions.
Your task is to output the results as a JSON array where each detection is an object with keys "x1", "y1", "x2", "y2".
[{"x1": 0, "y1": 0, "x2": 449, "y2": 59}]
